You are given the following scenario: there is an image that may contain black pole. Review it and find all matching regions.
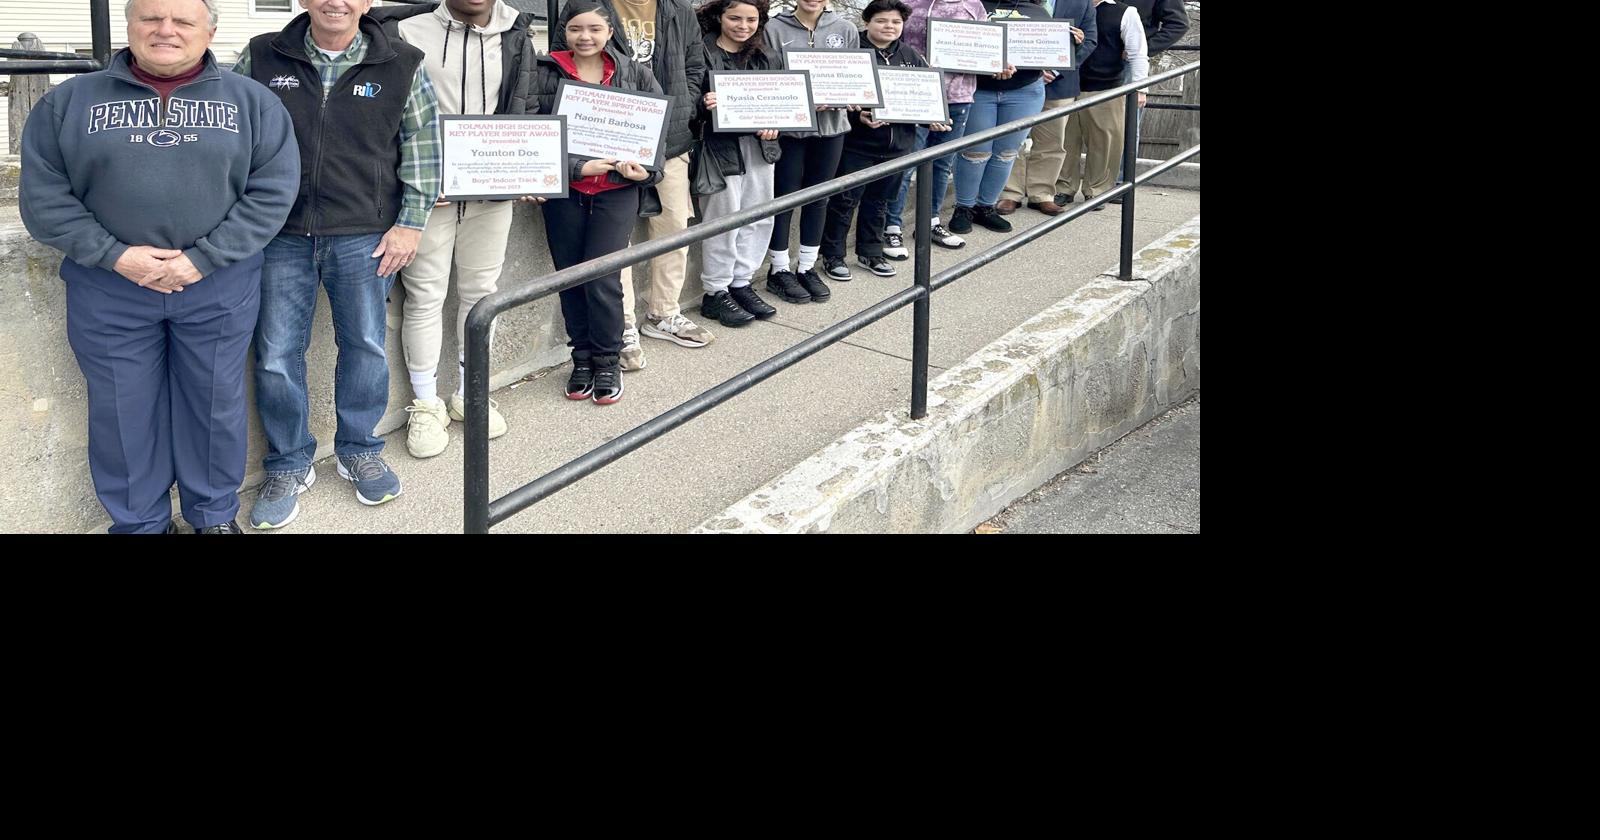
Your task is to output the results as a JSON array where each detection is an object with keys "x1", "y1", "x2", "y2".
[
  {"x1": 90, "y1": 0, "x2": 111, "y2": 67},
  {"x1": 911, "y1": 158, "x2": 933, "y2": 420},
  {"x1": 1118, "y1": 89, "x2": 1139, "y2": 281},
  {"x1": 463, "y1": 301, "x2": 493, "y2": 534}
]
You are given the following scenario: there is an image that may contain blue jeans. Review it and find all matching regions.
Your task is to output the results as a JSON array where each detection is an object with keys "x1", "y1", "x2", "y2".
[
  {"x1": 886, "y1": 101, "x2": 972, "y2": 228},
  {"x1": 255, "y1": 232, "x2": 394, "y2": 474},
  {"x1": 955, "y1": 79, "x2": 1046, "y2": 209}
]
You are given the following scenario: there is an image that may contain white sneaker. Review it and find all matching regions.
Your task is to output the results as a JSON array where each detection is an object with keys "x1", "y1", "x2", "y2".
[
  {"x1": 640, "y1": 312, "x2": 714, "y2": 348},
  {"x1": 405, "y1": 397, "x2": 450, "y2": 458},
  {"x1": 621, "y1": 326, "x2": 647, "y2": 371},
  {"x1": 447, "y1": 394, "x2": 508, "y2": 439}
]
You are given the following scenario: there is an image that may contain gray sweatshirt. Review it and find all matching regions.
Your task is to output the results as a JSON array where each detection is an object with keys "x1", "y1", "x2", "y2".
[
  {"x1": 19, "y1": 50, "x2": 299, "y2": 276},
  {"x1": 764, "y1": 10, "x2": 859, "y2": 138}
]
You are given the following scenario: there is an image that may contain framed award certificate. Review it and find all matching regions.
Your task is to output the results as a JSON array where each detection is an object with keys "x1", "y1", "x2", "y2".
[
  {"x1": 926, "y1": 18, "x2": 1007, "y2": 76},
  {"x1": 440, "y1": 115, "x2": 568, "y2": 200},
  {"x1": 784, "y1": 48, "x2": 882, "y2": 107},
  {"x1": 871, "y1": 67, "x2": 948, "y2": 125},
  {"x1": 554, "y1": 79, "x2": 673, "y2": 170},
  {"x1": 708, "y1": 71, "x2": 819, "y2": 132},
  {"x1": 1002, "y1": 20, "x2": 1076, "y2": 70}
]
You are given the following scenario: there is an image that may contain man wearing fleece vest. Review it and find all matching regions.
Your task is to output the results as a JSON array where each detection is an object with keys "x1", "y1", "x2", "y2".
[
  {"x1": 236, "y1": 0, "x2": 442, "y2": 529},
  {"x1": 19, "y1": 0, "x2": 300, "y2": 533},
  {"x1": 372, "y1": 0, "x2": 537, "y2": 459}
]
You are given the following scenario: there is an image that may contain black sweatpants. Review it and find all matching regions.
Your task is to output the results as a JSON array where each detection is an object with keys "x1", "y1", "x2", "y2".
[
  {"x1": 542, "y1": 186, "x2": 640, "y2": 355},
  {"x1": 768, "y1": 134, "x2": 846, "y2": 252},
  {"x1": 821, "y1": 147, "x2": 899, "y2": 259}
]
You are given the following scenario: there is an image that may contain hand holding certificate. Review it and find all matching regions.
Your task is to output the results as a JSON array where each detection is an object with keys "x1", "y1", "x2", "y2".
[
  {"x1": 554, "y1": 79, "x2": 672, "y2": 170},
  {"x1": 708, "y1": 71, "x2": 818, "y2": 132}
]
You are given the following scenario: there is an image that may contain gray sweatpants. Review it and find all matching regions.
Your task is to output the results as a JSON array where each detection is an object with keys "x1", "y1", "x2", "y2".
[{"x1": 698, "y1": 135, "x2": 776, "y2": 295}]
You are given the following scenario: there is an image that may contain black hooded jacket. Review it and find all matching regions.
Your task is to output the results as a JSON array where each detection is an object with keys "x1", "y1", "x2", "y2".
[{"x1": 845, "y1": 34, "x2": 928, "y2": 159}]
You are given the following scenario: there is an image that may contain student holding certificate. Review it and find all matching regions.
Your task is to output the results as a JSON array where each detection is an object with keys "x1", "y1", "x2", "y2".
[
  {"x1": 762, "y1": 0, "x2": 860, "y2": 306},
  {"x1": 947, "y1": 0, "x2": 1052, "y2": 236},
  {"x1": 819, "y1": 0, "x2": 948, "y2": 282},
  {"x1": 693, "y1": 0, "x2": 785, "y2": 328},
  {"x1": 530, "y1": 0, "x2": 665, "y2": 405}
]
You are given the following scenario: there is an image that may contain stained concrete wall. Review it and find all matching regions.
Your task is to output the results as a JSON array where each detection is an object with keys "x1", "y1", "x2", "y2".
[{"x1": 694, "y1": 215, "x2": 1200, "y2": 534}]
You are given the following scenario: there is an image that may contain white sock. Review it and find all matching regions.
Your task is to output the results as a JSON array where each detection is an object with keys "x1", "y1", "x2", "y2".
[
  {"x1": 768, "y1": 249, "x2": 791, "y2": 272},
  {"x1": 886, "y1": 225, "x2": 902, "y2": 235},
  {"x1": 411, "y1": 373, "x2": 438, "y2": 404},
  {"x1": 932, "y1": 216, "x2": 942, "y2": 226},
  {"x1": 797, "y1": 245, "x2": 820, "y2": 273}
]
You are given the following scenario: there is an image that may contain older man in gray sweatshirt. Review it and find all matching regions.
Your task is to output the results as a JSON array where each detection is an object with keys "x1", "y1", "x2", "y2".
[{"x1": 20, "y1": 0, "x2": 299, "y2": 533}]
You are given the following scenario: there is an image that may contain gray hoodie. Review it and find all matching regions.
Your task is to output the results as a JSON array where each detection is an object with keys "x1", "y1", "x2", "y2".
[
  {"x1": 764, "y1": 9, "x2": 859, "y2": 138},
  {"x1": 399, "y1": 1, "x2": 522, "y2": 115}
]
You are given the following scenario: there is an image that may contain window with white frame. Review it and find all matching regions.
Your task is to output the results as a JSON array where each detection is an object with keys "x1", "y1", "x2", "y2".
[{"x1": 252, "y1": 0, "x2": 294, "y2": 13}]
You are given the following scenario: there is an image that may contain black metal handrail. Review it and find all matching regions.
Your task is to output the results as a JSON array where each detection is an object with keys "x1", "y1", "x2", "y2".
[
  {"x1": 462, "y1": 59, "x2": 1200, "y2": 532},
  {"x1": 1, "y1": 0, "x2": 110, "y2": 74}
]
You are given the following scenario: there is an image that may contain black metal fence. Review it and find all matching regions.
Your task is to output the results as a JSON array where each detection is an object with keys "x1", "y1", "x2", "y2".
[
  {"x1": 462, "y1": 59, "x2": 1201, "y2": 532},
  {"x1": 2, "y1": 0, "x2": 110, "y2": 74}
]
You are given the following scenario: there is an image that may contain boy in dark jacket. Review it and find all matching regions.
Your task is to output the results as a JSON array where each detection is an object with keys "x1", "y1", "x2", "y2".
[{"x1": 818, "y1": 0, "x2": 948, "y2": 281}]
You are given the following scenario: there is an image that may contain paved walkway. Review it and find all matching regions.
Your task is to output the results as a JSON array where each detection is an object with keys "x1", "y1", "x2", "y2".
[{"x1": 242, "y1": 189, "x2": 1202, "y2": 533}]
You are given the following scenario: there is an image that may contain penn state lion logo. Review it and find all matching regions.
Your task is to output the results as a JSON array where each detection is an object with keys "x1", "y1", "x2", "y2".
[{"x1": 825, "y1": 33, "x2": 845, "y2": 48}]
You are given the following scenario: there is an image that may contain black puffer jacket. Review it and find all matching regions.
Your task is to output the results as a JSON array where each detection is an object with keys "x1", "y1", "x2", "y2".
[
  {"x1": 694, "y1": 34, "x2": 782, "y2": 179},
  {"x1": 529, "y1": 48, "x2": 666, "y2": 198},
  {"x1": 550, "y1": 0, "x2": 705, "y2": 159}
]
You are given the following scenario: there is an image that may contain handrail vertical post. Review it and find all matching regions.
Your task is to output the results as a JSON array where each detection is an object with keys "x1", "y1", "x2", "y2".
[
  {"x1": 90, "y1": 0, "x2": 110, "y2": 67},
  {"x1": 911, "y1": 158, "x2": 933, "y2": 420},
  {"x1": 1118, "y1": 88, "x2": 1138, "y2": 280},
  {"x1": 464, "y1": 304, "x2": 492, "y2": 533}
]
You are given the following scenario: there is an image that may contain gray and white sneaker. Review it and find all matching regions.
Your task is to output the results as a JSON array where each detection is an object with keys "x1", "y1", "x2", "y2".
[
  {"x1": 928, "y1": 221, "x2": 966, "y2": 250},
  {"x1": 641, "y1": 313, "x2": 714, "y2": 348},
  {"x1": 857, "y1": 254, "x2": 896, "y2": 277},
  {"x1": 249, "y1": 466, "x2": 317, "y2": 530},
  {"x1": 620, "y1": 326, "x2": 647, "y2": 371},
  {"x1": 883, "y1": 227, "x2": 909, "y2": 260},
  {"x1": 822, "y1": 255, "x2": 852, "y2": 281}
]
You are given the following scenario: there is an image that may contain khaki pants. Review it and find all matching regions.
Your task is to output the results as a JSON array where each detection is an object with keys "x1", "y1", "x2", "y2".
[
  {"x1": 1001, "y1": 96, "x2": 1077, "y2": 205},
  {"x1": 1057, "y1": 94, "x2": 1125, "y2": 200},
  {"x1": 622, "y1": 152, "x2": 691, "y2": 327},
  {"x1": 399, "y1": 198, "x2": 514, "y2": 386}
]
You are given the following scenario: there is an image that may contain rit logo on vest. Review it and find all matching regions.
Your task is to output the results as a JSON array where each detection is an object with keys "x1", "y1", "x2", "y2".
[{"x1": 352, "y1": 82, "x2": 383, "y2": 98}]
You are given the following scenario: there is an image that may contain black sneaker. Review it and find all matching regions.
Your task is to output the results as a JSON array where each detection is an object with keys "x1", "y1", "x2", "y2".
[
  {"x1": 822, "y1": 255, "x2": 852, "y2": 281},
  {"x1": 1109, "y1": 194, "x2": 1124, "y2": 205},
  {"x1": 565, "y1": 350, "x2": 594, "y2": 400},
  {"x1": 701, "y1": 290, "x2": 756, "y2": 327},
  {"x1": 796, "y1": 267, "x2": 831, "y2": 302},
  {"x1": 1055, "y1": 191, "x2": 1076, "y2": 205},
  {"x1": 729, "y1": 285, "x2": 777, "y2": 319},
  {"x1": 591, "y1": 353, "x2": 624, "y2": 405},
  {"x1": 929, "y1": 222, "x2": 966, "y2": 250},
  {"x1": 197, "y1": 520, "x2": 243, "y2": 534},
  {"x1": 971, "y1": 204, "x2": 1013, "y2": 233},
  {"x1": 857, "y1": 254, "x2": 896, "y2": 277},
  {"x1": 948, "y1": 205, "x2": 974, "y2": 234},
  {"x1": 883, "y1": 230, "x2": 909, "y2": 260},
  {"x1": 765, "y1": 268, "x2": 811, "y2": 303}
]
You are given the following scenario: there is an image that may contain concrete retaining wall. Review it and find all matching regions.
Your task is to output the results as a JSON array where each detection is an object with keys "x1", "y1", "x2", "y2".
[{"x1": 694, "y1": 215, "x2": 1200, "y2": 534}]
